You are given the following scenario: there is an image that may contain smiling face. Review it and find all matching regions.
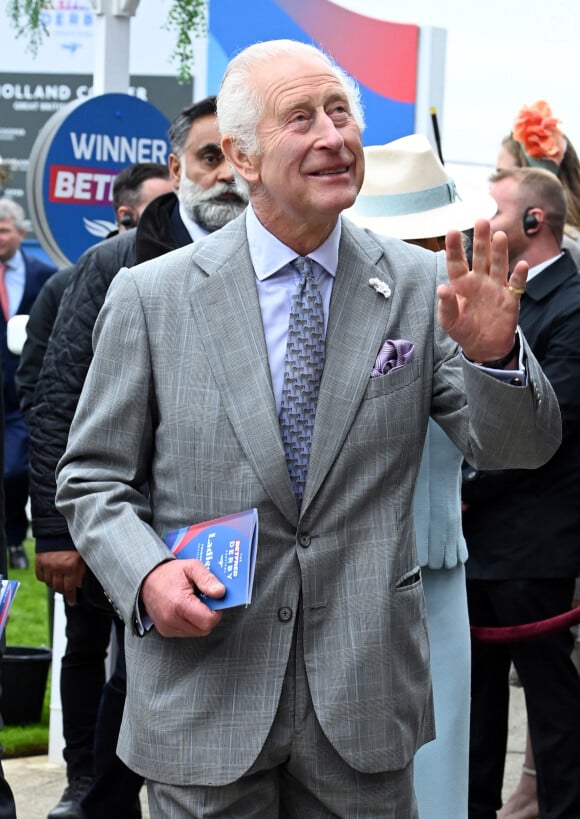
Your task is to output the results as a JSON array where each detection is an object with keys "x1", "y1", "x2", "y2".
[{"x1": 223, "y1": 52, "x2": 364, "y2": 252}]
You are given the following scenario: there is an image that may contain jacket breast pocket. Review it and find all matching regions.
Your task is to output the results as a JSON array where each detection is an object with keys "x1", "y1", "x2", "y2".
[{"x1": 365, "y1": 358, "x2": 420, "y2": 399}]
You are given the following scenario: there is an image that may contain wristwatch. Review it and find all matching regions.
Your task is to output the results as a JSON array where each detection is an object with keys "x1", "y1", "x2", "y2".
[{"x1": 470, "y1": 335, "x2": 520, "y2": 369}]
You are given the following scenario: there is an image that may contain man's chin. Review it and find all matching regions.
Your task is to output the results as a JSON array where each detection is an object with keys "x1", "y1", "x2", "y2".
[{"x1": 190, "y1": 200, "x2": 247, "y2": 232}]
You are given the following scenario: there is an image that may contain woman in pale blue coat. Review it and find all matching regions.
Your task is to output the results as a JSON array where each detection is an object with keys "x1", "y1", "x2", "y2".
[
  {"x1": 346, "y1": 134, "x2": 497, "y2": 819},
  {"x1": 412, "y1": 421, "x2": 470, "y2": 817}
]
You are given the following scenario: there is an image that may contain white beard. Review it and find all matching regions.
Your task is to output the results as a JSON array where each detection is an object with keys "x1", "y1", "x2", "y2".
[{"x1": 178, "y1": 175, "x2": 248, "y2": 232}]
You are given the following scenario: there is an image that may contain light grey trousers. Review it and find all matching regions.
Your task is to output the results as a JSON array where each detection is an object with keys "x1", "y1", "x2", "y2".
[{"x1": 147, "y1": 616, "x2": 417, "y2": 819}]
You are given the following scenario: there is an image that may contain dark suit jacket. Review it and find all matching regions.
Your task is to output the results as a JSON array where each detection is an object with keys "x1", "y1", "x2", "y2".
[
  {"x1": 463, "y1": 250, "x2": 580, "y2": 579},
  {"x1": 1, "y1": 251, "x2": 56, "y2": 477}
]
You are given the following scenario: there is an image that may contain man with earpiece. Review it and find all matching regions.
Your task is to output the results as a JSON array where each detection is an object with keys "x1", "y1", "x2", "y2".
[
  {"x1": 462, "y1": 166, "x2": 580, "y2": 818},
  {"x1": 110, "y1": 162, "x2": 172, "y2": 235}
]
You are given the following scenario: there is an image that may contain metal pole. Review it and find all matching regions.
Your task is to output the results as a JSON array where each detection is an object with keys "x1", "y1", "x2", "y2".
[{"x1": 91, "y1": 0, "x2": 140, "y2": 95}]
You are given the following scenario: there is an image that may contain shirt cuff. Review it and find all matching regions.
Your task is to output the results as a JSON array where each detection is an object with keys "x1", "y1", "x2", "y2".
[
  {"x1": 134, "y1": 595, "x2": 154, "y2": 636},
  {"x1": 462, "y1": 329, "x2": 526, "y2": 385}
]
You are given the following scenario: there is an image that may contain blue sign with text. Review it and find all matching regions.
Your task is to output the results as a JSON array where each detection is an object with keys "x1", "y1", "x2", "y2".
[{"x1": 31, "y1": 93, "x2": 169, "y2": 264}]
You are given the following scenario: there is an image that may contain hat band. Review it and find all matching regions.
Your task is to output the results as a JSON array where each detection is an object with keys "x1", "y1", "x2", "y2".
[
  {"x1": 522, "y1": 151, "x2": 560, "y2": 176},
  {"x1": 354, "y1": 179, "x2": 458, "y2": 217}
]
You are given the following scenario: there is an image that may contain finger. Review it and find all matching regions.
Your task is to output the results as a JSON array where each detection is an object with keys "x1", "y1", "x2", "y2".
[
  {"x1": 436, "y1": 282, "x2": 459, "y2": 332},
  {"x1": 176, "y1": 596, "x2": 223, "y2": 637},
  {"x1": 41, "y1": 570, "x2": 59, "y2": 592},
  {"x1": 155, "y1": 588, "x2": 223, "y2": 638},
  {"x1": 64, "y1": 587, "x2": 78, "y2": 606},
  {"x1": 507, "y1": 260, "x2": 529, "y2": 293},
  {"x1": 62, "y1": 572, "x2": 78, "y2": 599},
  {"x1": 185, "y1": 560, "x2": 226, "y2": 600},
  {"x1": 444, "y1": 228, "x2": 468, "y2": 282},
  {"x1": 470, "y1": 219, "x2": 493, "y2": 277},
  {"x1": 489, "y1": 229, "x2": 510, "y2": 286}
]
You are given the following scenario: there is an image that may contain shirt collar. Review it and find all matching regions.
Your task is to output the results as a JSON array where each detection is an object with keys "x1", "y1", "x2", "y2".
[
  {"x1": 1, "y1": 250, "x2": 21, "y2": 270},
  {"x1": 246, "y1": 204, "x2": 340, "y2": 280},
  {"x1": 526, "y1": 251, "x2": 563, "y2": 282}
]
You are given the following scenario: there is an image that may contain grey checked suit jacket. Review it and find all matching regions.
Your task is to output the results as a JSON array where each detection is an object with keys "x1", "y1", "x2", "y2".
[{"x1": 56, "y1": 214, "x2": 561, "y2": 786}]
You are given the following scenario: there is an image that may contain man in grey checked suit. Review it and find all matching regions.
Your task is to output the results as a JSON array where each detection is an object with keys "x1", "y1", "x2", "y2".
[{"x1": 56, "y1": 39, "x2": 561, "y2": 818}]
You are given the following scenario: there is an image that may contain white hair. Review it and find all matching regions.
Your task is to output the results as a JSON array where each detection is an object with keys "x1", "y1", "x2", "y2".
[
  {"x1": 0, "y1": 198, "x2": 25, "y2": 230},
  {"x1": 217, "y1": 39, "x2": 365, "y2": 156}
]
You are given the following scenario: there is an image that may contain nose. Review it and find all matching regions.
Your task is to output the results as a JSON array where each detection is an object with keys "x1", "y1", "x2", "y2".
[
  {"x1": 313, "y1": 111, "x2": 344, "y2": 150},
  {"x1": 217, "y1": 157, "x2": 235, "y2": 183}
]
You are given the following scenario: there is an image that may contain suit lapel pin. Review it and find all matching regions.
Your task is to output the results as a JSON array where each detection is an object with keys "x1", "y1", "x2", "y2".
[{"x1": 369, "y1": 277, "x2": 392, "y2": 299}]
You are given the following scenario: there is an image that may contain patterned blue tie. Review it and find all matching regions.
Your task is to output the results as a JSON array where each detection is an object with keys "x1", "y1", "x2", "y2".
[{"x1": 279, "y1": 256, "x2": 325, "y2": 508}]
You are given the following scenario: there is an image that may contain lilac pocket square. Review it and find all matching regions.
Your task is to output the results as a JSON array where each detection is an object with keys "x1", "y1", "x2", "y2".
[{"x1": 371, "y1": 339, "x2": 415, "y2": 377}]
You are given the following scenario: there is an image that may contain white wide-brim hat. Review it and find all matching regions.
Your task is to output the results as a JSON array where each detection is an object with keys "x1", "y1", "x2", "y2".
[{"x1": 345, "y1": 134, "x2": 497, "y2": 240}]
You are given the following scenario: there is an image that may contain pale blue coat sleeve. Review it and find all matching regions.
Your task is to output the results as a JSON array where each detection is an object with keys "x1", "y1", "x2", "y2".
[{"x1": 413, "y1": 419, "x2": 468, "y2": 569}]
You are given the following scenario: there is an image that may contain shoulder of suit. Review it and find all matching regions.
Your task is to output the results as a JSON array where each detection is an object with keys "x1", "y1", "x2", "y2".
[
  {"x1": 110, "y1": 242, "x2": 200, "y2": 297},
  {"x1": 89, "y1": 228, "x2": 137, "y2": 268},
  {"x1": 190, "y1": 213, "x2": 247, "y2": 256},
  {"x1": 21, "y1": 250, "x2": 57, "y2": 276}
]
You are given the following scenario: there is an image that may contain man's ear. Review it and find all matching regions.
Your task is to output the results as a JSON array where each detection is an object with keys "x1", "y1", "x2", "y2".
[
  {"x1": 168, "y1": 153, "x2": 181, "y2": 187},
  {"x1": 221, "y1": 136, "x2": 259, "y2": 184}
]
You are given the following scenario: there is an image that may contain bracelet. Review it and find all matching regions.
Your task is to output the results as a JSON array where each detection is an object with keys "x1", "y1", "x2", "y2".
[{"x1": 472, "y1": 336, "x2": 519, "y2": 369}]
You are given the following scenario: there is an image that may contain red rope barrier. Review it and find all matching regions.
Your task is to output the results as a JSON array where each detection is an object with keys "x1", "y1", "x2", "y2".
[{"x1": 470, "y1": 605, "x2": 580, "y2": 643}]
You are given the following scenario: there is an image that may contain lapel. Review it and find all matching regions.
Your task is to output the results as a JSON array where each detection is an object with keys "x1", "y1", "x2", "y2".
[
  {"x1": 302, "y1": 220, "x2": 394, "y2": 510},
  {"x1": 188, "y1": 219, "x2": 299, "y2": 524},
  {"x1": 522, "y1": 250, "x2": 577, "y2": 303}
]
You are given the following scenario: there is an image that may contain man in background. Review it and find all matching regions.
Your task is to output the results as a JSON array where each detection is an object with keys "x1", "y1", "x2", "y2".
[
  {"x1": 27, "y1": 96, "x2": 247, "y2": 819},
  {"x1": 0, "y1": 198, "x2": 55, "y2": 571},
  {"x1": 463, "y1": 167, "x2": 580, "y2": 818},
  {"x1": 109, "y1": 161, "x2": 171, "y2": 234}
]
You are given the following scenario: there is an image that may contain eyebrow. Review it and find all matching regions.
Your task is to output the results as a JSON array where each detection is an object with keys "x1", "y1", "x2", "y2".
[
  {"x1": 279, "y1": 90, "x2": 350, "y2": 118},
  {"x1": 195, "y1": 142, "x2": 223, "y2": 155}
]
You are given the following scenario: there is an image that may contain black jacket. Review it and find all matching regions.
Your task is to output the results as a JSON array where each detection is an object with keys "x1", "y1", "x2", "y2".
[
  {"x1": 16, "y1": 266, "x2": 74, "y2": 425},
  {"x1": 462, "y1": 250, "x2": 580, "y2": 579},
  {"x1": 27, "y1": 192, "x2": 192, "y2": 552}
]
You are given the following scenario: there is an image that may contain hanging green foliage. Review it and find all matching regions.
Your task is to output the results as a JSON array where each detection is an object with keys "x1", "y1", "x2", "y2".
[
  {"x1": 6, "y1": 0, "x2": 207, "y2": 83},
  {"x1": 6, "y1": 0, "x2": 51, "y2": 56},
  {"x1": 164, "y1": 0, "x2": 207, "y2": 84}
]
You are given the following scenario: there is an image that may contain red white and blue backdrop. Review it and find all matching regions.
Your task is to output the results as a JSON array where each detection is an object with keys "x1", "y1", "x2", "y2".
[{"x1": 207, "y1": 0, "x2": 445, "y2": 147}]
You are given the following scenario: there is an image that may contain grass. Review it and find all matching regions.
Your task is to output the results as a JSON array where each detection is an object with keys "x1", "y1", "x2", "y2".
[{"x1": 2, "y1": 539, "x2": 52, "y2": 757}]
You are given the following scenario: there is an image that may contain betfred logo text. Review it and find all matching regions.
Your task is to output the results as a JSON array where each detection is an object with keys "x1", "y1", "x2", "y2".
[{"x1": 49, "y1": 164, "x2": 117, "y2": 205}]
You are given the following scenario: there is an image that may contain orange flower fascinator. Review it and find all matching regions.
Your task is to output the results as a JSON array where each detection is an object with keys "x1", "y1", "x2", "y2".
[{"x1": 512, "y1": 100, "x2": 567, "y2": 171}]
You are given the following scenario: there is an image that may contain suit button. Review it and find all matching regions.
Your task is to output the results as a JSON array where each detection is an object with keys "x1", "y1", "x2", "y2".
[
  {"x1": 298, "y1": 534, "x2": 311, "y2": 548},
  {"x1": 510, "y1": 377, "x2": 523, "y2": 386},
  {"x1": 278, "y1": 606, "x2": 293, "y2": 622}
]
